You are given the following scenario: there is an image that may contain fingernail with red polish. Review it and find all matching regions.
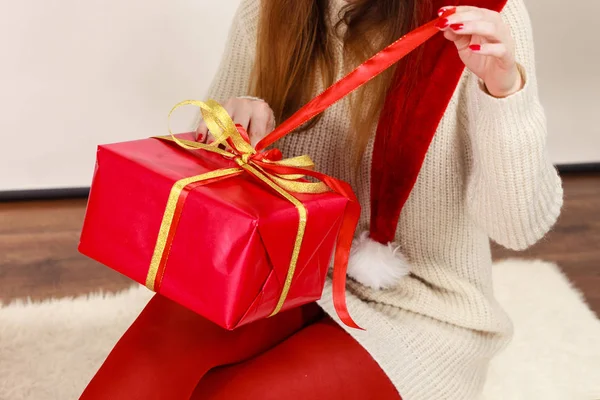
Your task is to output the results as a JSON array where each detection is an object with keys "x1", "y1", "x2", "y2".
[
  {"x1": 469, "y1": 44, "x2": 481, "y2": 51},
  {"x1": 435, "y1": 18, "x2": 449, "y2": 29},
  {"x1": 438, "y1": 6, "x2": 455, "y2": 16},
  {"x1": 197, "y1": 133, "x2": 204, "y2": 142},
  {"x1": 450, "y1": 23, "x2": 464, "y2": 31}
]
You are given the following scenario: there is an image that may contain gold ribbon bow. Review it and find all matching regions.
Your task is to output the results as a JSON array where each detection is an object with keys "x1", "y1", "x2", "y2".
[{"x1": 147, "y1": 99, "x2": 329, "y2": 317}]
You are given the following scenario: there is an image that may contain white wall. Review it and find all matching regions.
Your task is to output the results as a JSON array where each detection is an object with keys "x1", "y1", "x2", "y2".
[
  {"x1": 0, "y1": 0, "x2": 598, "y2": 191},
  {"x1": 525, "y1": 0, "x2": 600, "y2": 165},
  {"x1": 0, "y1": 0, "x2": 240, "y2": 191}
]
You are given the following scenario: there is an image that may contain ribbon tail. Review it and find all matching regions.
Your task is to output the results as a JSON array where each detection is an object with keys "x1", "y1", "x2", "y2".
[
  {"x1": 332, "y1": 198, "x2": 362, "y2": 330},
  {"x1": 264, "y1": 163, "x2": 363, "y2": 329},
  {"x1": 310, "y1": 171, "x2": 362, "y2": 329},
  {"x1": 316, "y1": 176, "x2": 362, "y2": 330}
]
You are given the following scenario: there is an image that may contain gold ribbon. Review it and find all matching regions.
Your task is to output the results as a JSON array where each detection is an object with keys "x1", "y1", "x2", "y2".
[{"x1": 147, "y1": 99, "x2": 329, "y2": 317}]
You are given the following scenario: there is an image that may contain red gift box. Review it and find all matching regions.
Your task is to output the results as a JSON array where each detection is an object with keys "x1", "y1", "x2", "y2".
[
  {"x1": 79, "y1": 14, "x2": 449, "y2": 331},
  {"x1": 79, "y1": 101, "x2": 360, "y2": 330}
]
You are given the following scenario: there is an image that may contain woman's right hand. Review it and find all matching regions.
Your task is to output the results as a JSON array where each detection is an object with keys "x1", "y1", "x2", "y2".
[{"x1": 195, "y1": 97, "x2": 276, "y2": 147}]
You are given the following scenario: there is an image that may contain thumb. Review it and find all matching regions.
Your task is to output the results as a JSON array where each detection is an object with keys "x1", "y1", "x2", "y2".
[
  {"x1": 444, "y1": 30, "x2": 472, "y2": 52},
  {"x1": 195, "y1": 120, "x2": 208, "y2": 142}
]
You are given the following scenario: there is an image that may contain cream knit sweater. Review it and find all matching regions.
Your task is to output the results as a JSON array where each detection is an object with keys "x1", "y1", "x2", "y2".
[{"x1": 205, "y1": 0, "x2": 563, "y2": 398}]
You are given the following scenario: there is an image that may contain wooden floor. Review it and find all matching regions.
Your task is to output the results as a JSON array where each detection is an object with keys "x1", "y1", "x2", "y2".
[{"x1": 1, "y1": 173, "x2": 599, "y2": 316}]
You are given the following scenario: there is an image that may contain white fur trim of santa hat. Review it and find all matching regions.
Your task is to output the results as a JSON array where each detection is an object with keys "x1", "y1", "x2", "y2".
[{"x1": 347, "y1": 231, "x2": 410, "y2": 290}]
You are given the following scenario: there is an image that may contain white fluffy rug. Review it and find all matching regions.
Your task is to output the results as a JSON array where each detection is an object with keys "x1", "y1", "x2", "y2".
[{"x1": 1, "y1": 260, "x2": 599, "y2": 400}]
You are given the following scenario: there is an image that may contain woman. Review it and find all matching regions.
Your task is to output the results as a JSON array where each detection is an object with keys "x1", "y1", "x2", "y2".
[
  {"x1": 198, "y1": 0, "x2": 562, "y2": 396},
  {"x1": 82, "y1": 0, "x2": 562, "y2": 399}
]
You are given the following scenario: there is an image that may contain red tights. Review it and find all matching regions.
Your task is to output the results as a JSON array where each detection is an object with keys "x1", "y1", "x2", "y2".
[{"x1": 80, "y1": 295, "x2": 401, "y2": 400}]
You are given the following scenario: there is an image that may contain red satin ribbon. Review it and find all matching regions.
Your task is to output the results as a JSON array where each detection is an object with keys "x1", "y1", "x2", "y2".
[
  {"x1": 249, "y1": 14, "x2": 449, "y2": 326},
  {"x1": 255, "y1": 15, "x2": 447, "y2": 152}
]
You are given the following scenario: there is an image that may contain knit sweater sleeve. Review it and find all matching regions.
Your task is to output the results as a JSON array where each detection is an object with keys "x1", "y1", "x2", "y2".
[
  {"x1": 204, "y1": 0, "x2": 259, "y2": 102},
  {"x1": 463, "y1": 0, "x2": 563, "y2": 251}
]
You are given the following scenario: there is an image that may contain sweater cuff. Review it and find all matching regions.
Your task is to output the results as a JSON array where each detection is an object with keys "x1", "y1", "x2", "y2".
[
  {"x1": 466, "y1": 64, "x2": 563, "y2": 249},
  {"x1": 470, "y1": 63, "x2": 546, "y2": 162},
  {"x1": 237, "y1": 95, "x2": 264, "y2": 102},
  {"x1": 475, "y1": 64, "x2": 533, "y2": 118}
]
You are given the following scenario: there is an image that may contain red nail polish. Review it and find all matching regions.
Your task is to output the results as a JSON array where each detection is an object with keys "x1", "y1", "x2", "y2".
[
  {"x1": 469, "y1": 44, "x2": 481, "y2": 51},
  {"x1": 438, "y1": 6, "x2": 456, "y2": 16},
  {"x1": 435, "y1": 18, "x2": 449, "y2": 29},
  {"x1": 197, "y1": 133, "x2": 204, "y2": 142},
  {"x1": 450, "y1": 23, "x2": 464, "y2": 31}
]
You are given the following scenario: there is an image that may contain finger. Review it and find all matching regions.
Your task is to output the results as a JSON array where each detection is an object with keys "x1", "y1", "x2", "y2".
[
  {"x1": 195, "y1": 120, "x2": 208, "y2": 142},
  {"x1": 451, "y1": 6, "x2": 485, "y2": 14},
  {"x1": 438, "y1": 8, "x2": 499, "y2": 32},
  {"x1": 442, "y1": 26, "x2": 472, "y2": 51},
  {"x1": 443, "y1": 29, "x2": 462, "y2": 42},
  {"x1": 209, "y1": 99, "x2": 245, "y2": 144},
  {"x1": 221, "y1": 100, "x2": 240, "y2": 127},
  {"x1": 469, "y1": 43, "x2": 514, "y2": 65},
  {"x1": 230, "y1": 102, "x2": 251, "y2": 131},
  {"x1": 438, "y1": 5, "x2": 479, "y2": 16},
  {"x1": 438, "y1": 6, "x2": 454, "y2": 16},
  {"x1": 247, "y1": 103, "x2": 272, "y2": 147},
  {"x1": 437, "y1": 5, "x2": 457, "y2": 17},
  {"x1": 267, "y1": 113, "x2": 276, "y2": 132},
  {"x1": 448, "y1": 20, "x2": 505, "y2": 44}
]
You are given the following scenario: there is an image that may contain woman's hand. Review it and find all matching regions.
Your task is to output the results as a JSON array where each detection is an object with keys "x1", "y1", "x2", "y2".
[
  {"x1": 436, "y1": 6, "x2": 524, "y2": 98},
  {"x1": 195, "y1": 97, "x2": 276, "y2": 146}
]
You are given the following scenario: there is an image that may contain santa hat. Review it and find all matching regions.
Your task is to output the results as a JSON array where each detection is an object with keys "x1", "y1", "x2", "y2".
[
  {"x1": 347, "y1": 231, "x2": 410, "y2": 290},
  {"x1": 346, "y1": 0, "x2": 508, "y2": 290}
]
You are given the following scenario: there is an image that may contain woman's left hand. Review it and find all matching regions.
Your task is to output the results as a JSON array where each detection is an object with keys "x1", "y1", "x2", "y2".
[{"x1": 436, "y1": 6, "x2": 523, "y2": 98}]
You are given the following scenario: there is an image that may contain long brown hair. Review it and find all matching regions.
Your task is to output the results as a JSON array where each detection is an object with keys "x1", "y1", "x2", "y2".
[{"x1": 251, "y1": 0, "x2": 433, "y2": 163}]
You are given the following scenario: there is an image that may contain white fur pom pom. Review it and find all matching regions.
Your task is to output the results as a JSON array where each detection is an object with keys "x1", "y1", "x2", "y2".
[{"x1": 347, "y1": 231, "x2": 410, "y2": 290}]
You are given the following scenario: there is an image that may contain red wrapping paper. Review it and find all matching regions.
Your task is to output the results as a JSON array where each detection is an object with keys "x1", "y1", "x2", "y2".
[
  {"x1": 79, "y1": 132, "x2": 351, "y2": 330},
  {"x1": 80, "y1": 11, "x2": 453, "y2": 333}
]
